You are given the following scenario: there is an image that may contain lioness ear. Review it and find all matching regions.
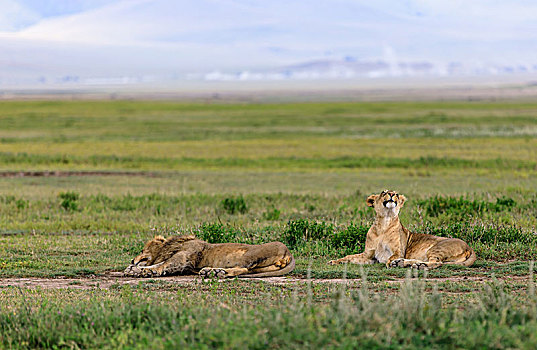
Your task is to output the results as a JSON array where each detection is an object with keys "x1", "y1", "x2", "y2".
[
  {"x1": 399, "y1": 195, "x2": 407, "y2": 205},
  {"x1": 366, "y1": 195, "x2": 378, "y2": 207},
  {"x1": 154, "y1": 235, "x2": 166, "y2": 243}
]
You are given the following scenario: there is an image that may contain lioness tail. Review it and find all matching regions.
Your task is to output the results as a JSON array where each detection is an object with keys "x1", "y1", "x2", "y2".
[{"x1": 461, "y1": 249, "x2": 476, "y2": 267}]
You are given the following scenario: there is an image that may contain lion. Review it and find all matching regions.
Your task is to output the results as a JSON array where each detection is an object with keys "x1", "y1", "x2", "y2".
[
  {"x1": 328, "y1": 190, "x2": 476, "y2": 270},
  {"x1": 124, "y1": 235, "x2": 295, "y2": 278}
]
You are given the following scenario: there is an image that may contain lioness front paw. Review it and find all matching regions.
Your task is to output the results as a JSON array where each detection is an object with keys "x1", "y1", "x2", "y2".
[
  {"x1": 124, "y1": 265, "x2": 142, "y2": 277},
  {"x1": 411, "y1": 263, "x2": 429, "y2": 271},
  {"x1": 139, "y1": 268, "x2": 158, "y2": 277},
  {"x1": 199, "y1": 267, "x2": 227, "y2": 279},
  {"x1": 389, "y1": 258, "x2": 407, "y2": 268},
  {"x1": 327, "y1": 259, "x2": 341, "y2": 265},
  {"x1": 124, "y1": 265, "x2": 163, "y2": 278}
]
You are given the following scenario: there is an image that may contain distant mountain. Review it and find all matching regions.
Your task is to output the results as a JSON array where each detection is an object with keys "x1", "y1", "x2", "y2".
[
  {"x1": 199, "y1": 58, "x2": 537, "y2": 82},
  {"x1": 1, "y1": 0, "x2": 537, "y2": 87},
  {"x1": 4, "y1": 58, "x2": 537, "y2": 88}
]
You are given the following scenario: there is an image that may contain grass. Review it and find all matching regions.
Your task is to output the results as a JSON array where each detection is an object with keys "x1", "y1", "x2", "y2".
[
  {"x1": 2, "y1": 152, "x2": 537, "y2": 172},
  {"x1": 2, "y1": 100, "x2": 537, "y2": 142},
  {"x1": 0, "y1": 273, "x2": 536, "y2": 349},
  {"x1": 1, "y1": 99, "x2": 537, "y2": 348},
  {"x1": 2, "y1": 101, "x2": 537, "y2": 171},
  {"x1": 0, "y1": 190, "x2": 536, "y2": 277}
]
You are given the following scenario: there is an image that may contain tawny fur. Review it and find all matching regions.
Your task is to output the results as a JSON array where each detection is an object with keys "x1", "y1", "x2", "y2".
[
  {"x1": 328, "y1": 190, "x2": 476, "y2": 270},
  {"x1": 124, "y1": 235, "x2": 295, "y2": 278}
]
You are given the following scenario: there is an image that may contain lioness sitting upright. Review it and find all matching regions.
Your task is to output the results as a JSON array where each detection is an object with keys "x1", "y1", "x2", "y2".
[
  {"x1": 328, "y1": 190, "x2": 476, "y2": 270},
  {"x1": 124, "y1": 235, "x2": 295, "y2": 278}
]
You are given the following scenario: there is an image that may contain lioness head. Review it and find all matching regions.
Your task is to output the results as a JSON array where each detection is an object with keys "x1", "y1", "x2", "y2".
[
  {"x1": 131, "y1": 234, "x2": 196, "y2": 266},
  {"x1": 131, "y1": 235, "x2": 166, "y2": 266},
  {"x1": 366, "y1": 190, "x2": 406, "y2": 217}
]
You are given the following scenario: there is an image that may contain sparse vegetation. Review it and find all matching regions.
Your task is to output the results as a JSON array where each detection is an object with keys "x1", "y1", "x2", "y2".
[
  {"x1": 196, "y1": 223, "x2": 238, "y2": 243},
  {"x1": 0, "y1": 272, "x2": 536, "y2": 349},
  {"x1": 58, "y1": 191, "x2": 80, "y2": 211},
  {"x1": 418, "y1": 195, "x2": 517, "y2": 217},
  {"x1": 263, "y1": 205, "x2": 281, "y2": 221},
  {"x1": 1, "y1": 100, "x2": 537, "y2": 348},
  {"x1": 221, "y1": 195, "x2": 248, "y2": 215}
]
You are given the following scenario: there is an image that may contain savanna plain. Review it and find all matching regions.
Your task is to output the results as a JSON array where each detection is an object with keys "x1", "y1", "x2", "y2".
[{"x1": 1, "y1": 99, "x2": 537, "y2": 349}]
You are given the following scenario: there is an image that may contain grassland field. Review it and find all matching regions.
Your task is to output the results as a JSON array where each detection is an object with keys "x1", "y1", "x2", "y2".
[{"x1": 0, "y1": 100, "x2": 537, "y2": 348}]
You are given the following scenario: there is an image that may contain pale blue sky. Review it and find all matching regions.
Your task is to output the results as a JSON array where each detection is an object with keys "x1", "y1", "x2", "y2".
[
  {"x1": 17, "y1": 0, "x2": 110, "y2": 18},
  {"x1": 0, "y1": 0, "x2": 111, "y2": 30},
  {"x1": 1, "y1": 0, "x2": 536, "y2": 84}
]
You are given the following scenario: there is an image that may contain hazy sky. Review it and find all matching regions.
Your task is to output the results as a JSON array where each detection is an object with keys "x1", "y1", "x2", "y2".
[{"x1": 1, "y1": 0, "x2": 536, "y2": 83}]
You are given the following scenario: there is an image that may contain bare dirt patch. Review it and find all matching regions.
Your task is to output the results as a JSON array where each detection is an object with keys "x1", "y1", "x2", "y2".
[
  {"x1": 0, "y1": 171, "x2": 157, "y2": 178},
  {"x1": 0, "y1": 272, "x2": 350, "y2": 290},
  {"x1": 0, "y1": 272, "x2": 529, "y2": 290}
]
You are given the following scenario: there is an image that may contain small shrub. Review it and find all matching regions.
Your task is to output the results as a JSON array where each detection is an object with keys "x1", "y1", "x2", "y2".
[
  {"x1": 419, "y1": 195, "x2": 517, "y2": 217},
  {"x1": 15, "y1": 198, "x2": 28, "y2": 210},
  {"x1": 197, "y1": 223, "x2": 238, "y2": 243},
  {"x1": 423, "y1": 223, "x2": 537, "y2": 245},
  {"x1": 495, "y1": 196, "x2": 516, "y2": 209},
  {"x1": 58, "y1": 191, "x2": 80, "y2": 211},
  {"x1": 282, "y1": 220, "x2": 370, "y2": 254},
  {"x1": 330, "y1": 224, "x2": 368, "y2": 256},
  {"x1": 263, "y1": 206, "x2": 281, "y2": 221},
  {"x1": 304, "y1": 204, "x2": 316, "y2": 212},
  {"x1": 222, "y1": 196, "x2": 248, "y2": 214},
  {"x1": 283, "y1": 220, "x2": 335, "y2": 249}
]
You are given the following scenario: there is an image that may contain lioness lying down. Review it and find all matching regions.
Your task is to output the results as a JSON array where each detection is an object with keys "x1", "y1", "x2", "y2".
[
  {"x1": 124, "y1": 235, "x2": 295, "y2": 278},
  {"x1": 328, "y1": 190, "x2": 476, "y2": 270}
]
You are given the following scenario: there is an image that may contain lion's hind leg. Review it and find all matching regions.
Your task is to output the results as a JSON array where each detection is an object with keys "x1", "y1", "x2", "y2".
[
  {"x1": 249, "y1": 255, "x2": 291, "y2": 273},
  {"x1": 199, "y1": 256, "x2": 292, "y2": 278},
  {"x1": 416, "y1": 238, "x2": 475, "y2": 270}
]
